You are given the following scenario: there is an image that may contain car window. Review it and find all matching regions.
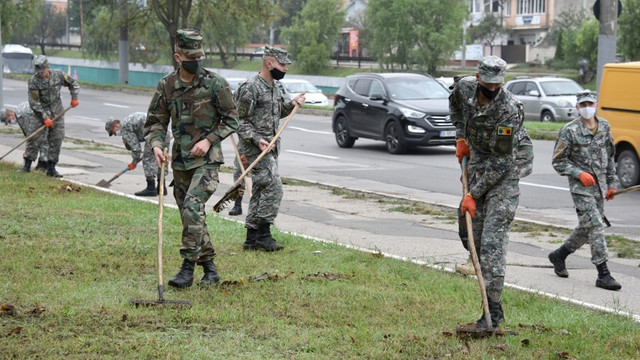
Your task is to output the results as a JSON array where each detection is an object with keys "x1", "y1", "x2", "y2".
[
  {"x1": 540, "y1": 80, "x2": 583, "y2": 96},
  {"x1": 283, "y1": 81, "x2": 322, "y2": 93},
  {"x1": 524, "y1": 81, "x2": 539, "y2": 94},
  {"x1": 508, "y1": 82, "x2": 526, "y2": 95},
  {"x1": 369, "y1": 79, "x2": 385, "y2": 97},
  {"x1": 386, "y1": 77, "x2": 449, "y2": 100},
  {"x1": 353, "y1": 79, "x2": 372, "y2": 97}
]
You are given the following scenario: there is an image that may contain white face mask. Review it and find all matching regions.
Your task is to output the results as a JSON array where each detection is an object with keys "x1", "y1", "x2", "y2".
[{"x1": 578, "y1": 106, "x2": 596, "y2": 119}]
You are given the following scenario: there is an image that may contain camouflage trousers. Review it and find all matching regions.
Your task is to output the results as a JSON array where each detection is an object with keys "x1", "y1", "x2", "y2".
[
  {"x1": 245, "y1": 152, "x2": 282, "y2": 229},
  {"x1": 172, "y1": 164, "x2": 220, "y2": 263},
  {"x1": 17, "y1": 118, "x2": 48, "y2": 162},
  {"x1": 470, "y1": 178, "x2": 520, "y2": 303},
  {"x1": 45, "y1": 117, "x2": 65, "y2": 164},
  {"x1": 564, "y1": 193, "x2": 608, "y2": 265},
  {"x1": 233, "y1": 156, "x2": 246, "y2": 191}
]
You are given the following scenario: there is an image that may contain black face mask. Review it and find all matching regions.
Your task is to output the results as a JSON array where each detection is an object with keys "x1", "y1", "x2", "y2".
[
  {"x1": 270, "y1": 67, "x2": 286, "y2": 80},
  {"x1": 479, "y1": 84, "x2": 500, "y2": 100},
  {"x1": 181, "y1": 59, "x2": 202, "y2": 74}
]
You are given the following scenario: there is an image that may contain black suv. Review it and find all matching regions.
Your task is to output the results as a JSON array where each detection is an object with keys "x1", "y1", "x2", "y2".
[{"x1": 332, "y1": 73, "x2": 456, "y2": 154}]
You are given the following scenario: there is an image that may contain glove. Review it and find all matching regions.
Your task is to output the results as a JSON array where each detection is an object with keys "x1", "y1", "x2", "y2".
[
  {"x1": 461, "y1": 193, "x2": 476, "y2": 219},
  {"x1": 578, "y1": 172, "x2": 596, "y2": 187},
  {"x1": 44, "y1": 118, "x2": 53, "y2": 128},
  {"x1": 127, "y1": 163, "x2": 136, "y2": 171},
  {"x1": 71, "y1": 99, "x2": 79, "y2": 108},
  {"x1": 455, "y1": 138, "x2": 470, "y2": 164},
  {"x1": 606, "y1": 188, "x2": 616, "y2": 201}
]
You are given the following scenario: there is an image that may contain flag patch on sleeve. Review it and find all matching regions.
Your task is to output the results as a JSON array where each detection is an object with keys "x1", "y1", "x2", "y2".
[{"x1": 497, "y1": 126, "x2": 512, "y2": 135}]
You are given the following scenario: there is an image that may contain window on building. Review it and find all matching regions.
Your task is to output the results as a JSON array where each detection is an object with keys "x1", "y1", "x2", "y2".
[
  {"x1": 482, "y1": 1, "x2": 511, "y2": 16},
  {"x1": 517, "y1": 0, "x2": 545, "y2": 15}
]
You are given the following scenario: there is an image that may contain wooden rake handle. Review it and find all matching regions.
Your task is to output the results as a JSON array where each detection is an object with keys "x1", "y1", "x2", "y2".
[
  {"x1": 611, "y1": 184, "x2": 640, "y2": 197},
  {"x1": 230, "y1": 134, "x2": 252, "y2": 197}
]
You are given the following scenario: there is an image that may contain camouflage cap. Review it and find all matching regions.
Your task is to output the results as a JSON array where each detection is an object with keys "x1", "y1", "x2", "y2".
[
  {"x1": 0, "y1": 109, "x2": 7, "y2": 124},
  {"x1": 576, "y1": 90, "x2": 597, "y2": 104},
  {"x1": 264, "y1": 46, "x2": 291, "y2": 64},
  {"x1": 34, "y1": 55, "x2": 49, "y2": 72},
  {"x1": 477, "y1": 56, "x2": 507, "y2": 83},
  {"x1": 105, "y1": 117, "x2": 117, "y2": 136},
  {"x1": 175, "y1": 29, "x2": 204, "y2": 57}
]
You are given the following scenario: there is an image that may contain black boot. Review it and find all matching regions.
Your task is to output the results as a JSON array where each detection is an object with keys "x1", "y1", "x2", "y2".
[
  {"x1": 34, "y1": 159, "x2": 48, "y2": 171},
  {"x1": 157, "y1": 176, "x2": 167, "y2": 196},
  {"x1": 197, "y1": 260, "x2": 220, "y2": 286},
  {"x1": 168, "y1": 259, "x2": 195, "y2": 288},
  {"x1": 548, "y1": 244, "x2": 571, "y2": 278},
  {"x1": 595, "y1": 262, "x2": 622, "y2": 290},
  {"x1": 475, "y1": 301, "x2": 504, "y2": 330},
  {"x1": 243, "y1": 228, "x2": 259, "y2": 250},
  {"x1": 228, "y1": 197, "x2": 243, "y2": 216},
  {"x1": 46, "y1": 161, "x2": 63, "y2": 178},
  {"x1": 135, "y1": 177, "x2": 157, "y2": 196},
  {"x1": 256, "y1": 224, "x2": 284, "y2": 252},
  {"x1": 17, "y1": 159, "x2": 32, "y2": 173}
]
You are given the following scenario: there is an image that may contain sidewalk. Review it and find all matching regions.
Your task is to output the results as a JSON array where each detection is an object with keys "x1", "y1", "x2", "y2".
[{"x1": 1, "y1": 129, "x2": 639, "y2": 322}]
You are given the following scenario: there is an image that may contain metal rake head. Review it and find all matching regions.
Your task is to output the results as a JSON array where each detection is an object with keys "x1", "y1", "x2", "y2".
[{"x1": 213, "y1": 184, "x2": 244, "y2": 213}]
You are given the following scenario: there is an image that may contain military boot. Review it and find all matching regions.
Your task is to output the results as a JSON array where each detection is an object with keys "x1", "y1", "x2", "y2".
[
  {"x1": 168, "y1": 259, "x2": 195, "y2": 288},
  {"x1": 135, "y1": 177, "x2": 157, "y2": 197},
  {"x1": 17, "y1": 159, "x2": 32, "y2": 173},
  {"x1": 228, "y1": 196, "x2": 243, "y2": 216},
  {"x1": 455, "y1": 256, "x2": 476, "y2": 275},
  {"x1": 46, "y1": 161, "x2": 63, "y2": 178},
  {"x1": 34, "y1": 159, "x2": 48, "y2": 171},
  {"x1": 197, "y1": 260, "x2": 220, "y2": 286},
  {"x1": 548, "y1": 244, "x2": 571, "y2": 278},
  {"x1": 595, "y1": 261, "x2": 622, "y2": 291},
  {"x1": 256, "y1": 224, "x2": 284, "y2": 252},
  {"x1": 475, "y1": 301, "x2": 504, "y2": 330},
  {"x1": 243, "y1": 228, "x2": 260, "y2": 250}
]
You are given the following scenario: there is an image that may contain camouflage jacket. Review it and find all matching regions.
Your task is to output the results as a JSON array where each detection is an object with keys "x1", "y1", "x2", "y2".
[
  {"x1": 552, "y1": 116, "x2": 619, "y2": 197},
  {"x1": 145, "y1": 69, "x2": 238, "y2": 171},
  {"x1": 120, "y1": 112, "x2": 148, "y2": 164},
  {"x1": 28, "y1": 68, "x2": 79, "y2": 121},
  {"x1": 449, "y1": 76, "x2": 534, "y2": 198},
  {"x1": 234, "y1": 75, "x2": 296, "y2": 157},
  {"x1": 15, "y1": 101, "x2": 39, "y2": 136}
]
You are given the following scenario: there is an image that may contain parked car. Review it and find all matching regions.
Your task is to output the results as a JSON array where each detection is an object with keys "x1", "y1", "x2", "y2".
[
  {"x1": 504, "y1": 76, "x2": 584, "y2": 122},
  {"x1": 226, "y1": 77, "x2": 246, "y2": 94},
  {"x1": 434, "y1": 76, "x2": 455, "y2": 90},
  {"x1": 332, "y1": 73, "x2": 456, "y2": 154},
  {"x1": 278, "y1": 79, "x2": 329, "y2": 106},
  {"x1": 2, "y1": 44, "x2": 34, "y2": 74}
]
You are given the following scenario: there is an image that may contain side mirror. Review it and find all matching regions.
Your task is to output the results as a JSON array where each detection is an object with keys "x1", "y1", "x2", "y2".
[
  {"x1": 528, "y1": 90, "x2": 540, "y2": 97},
  {"x1": 369, "y1": 93, "x2": 385, "y2": 101}
]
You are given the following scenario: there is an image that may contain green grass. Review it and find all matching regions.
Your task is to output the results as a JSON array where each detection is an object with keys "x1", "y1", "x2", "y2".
[{"x1": 2, "y1": 163, "x2": 640, "y2": 358}]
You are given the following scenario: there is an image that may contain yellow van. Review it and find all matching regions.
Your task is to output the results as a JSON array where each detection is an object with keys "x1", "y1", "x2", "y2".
[{"x1": 598, "y1": 62, "x2": 640, "y2": 188}]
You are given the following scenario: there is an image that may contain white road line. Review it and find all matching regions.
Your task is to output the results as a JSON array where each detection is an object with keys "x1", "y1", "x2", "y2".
[
  {"x1": 289, "y1": 126, "x2": 333, "y2": 135},
  {"x1": 73, "y1": 116, "x2": 102, "y2": 121},
  {"x1": 520, "y1": 181, "x2": 568, "y2": 191},
  {"x1": 103, "y1": 103, "x2": 130, "y2": 108},
  {"x1": 285, "y1": 150, "x2": 339, "y2": 159}
]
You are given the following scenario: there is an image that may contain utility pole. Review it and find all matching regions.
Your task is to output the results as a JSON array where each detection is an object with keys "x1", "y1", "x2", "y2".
[
  {"x1": 118, "y1": 0, "x2": 129, "y2": 85},
  {"x1": 596, "y1": 0, "x2": 619, "y2": 92},
  {"x1": 461, "y1": 19, "x2": 467, "y2": 68},
  {"x1": 0, "y1": 10, "x2": 4, "y2": 111}
]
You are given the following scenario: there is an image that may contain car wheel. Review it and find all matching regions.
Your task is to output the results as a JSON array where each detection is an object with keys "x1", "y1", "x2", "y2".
[
  {"x1": 617, "y1": 149, "x2": 640, "y2": 188},
  {"x1": 541, "y1": 110, "x2": 555, "y2": 122},
  {"x1": 384, "y1": 121, "x2": 407, "y2": 154},
  {"x1": 334, "y1": 116, "x2": 356, "y2": 148}
]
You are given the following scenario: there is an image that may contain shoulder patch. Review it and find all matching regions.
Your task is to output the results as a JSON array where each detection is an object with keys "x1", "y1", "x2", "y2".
[{"x1": 497, "y1": 126, "x2": 512, "y2": 136}]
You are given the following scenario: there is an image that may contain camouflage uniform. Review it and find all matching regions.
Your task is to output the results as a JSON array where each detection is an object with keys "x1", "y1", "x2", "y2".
[
  {"x1": 450, "y1": 56, "x2": 534, "y2": 313},
  {"x1": 28, "y1": 56, "x2": 79, "y2": 166},
  {"x1": 15, "y1": 102, "x2": 49, "y2": 163},
  {"x1": 552, "y1": 92, "x2": 619, "y2": 266},
  {"x1": 145, "y1": 30, "x2": 238, "y2": 263},
  {"x1": 234, "y1": 50, "x2": 297, "y2": 230}
]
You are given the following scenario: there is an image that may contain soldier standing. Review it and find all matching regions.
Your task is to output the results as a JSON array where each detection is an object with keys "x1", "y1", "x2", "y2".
[
  {"x1": 145, "y1": 29, "x2": 238, "y2": 288},
  {"x1": 105, "y1": 112, "x2": 171, "y2": 196},
  {"x1": 548, "y1": 90, "x2": 621, "y2": 291},
  {"x1": 234, "y1": 46, "x2": 305, "y2": 251},
  {"x1": 449, "y1": 56, "x2": 534, "y2": 329},
  {"x1": 3, "y1": 103, "x2": 49, "y2": 172},
  {"x1": 28, "y1": 55, "x2": 79, "y2": 178}
]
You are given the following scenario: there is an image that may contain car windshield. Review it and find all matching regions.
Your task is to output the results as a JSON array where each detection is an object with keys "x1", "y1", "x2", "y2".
[
  {"x1": 540, "y1": 80, "x2": 583, "y2": 96},
  {"x1": 283, "y1": 82, "x2": 322, "y2": 93},
  {"x1": 386, "y1": 78, "x2": 450, "y2": 100}
]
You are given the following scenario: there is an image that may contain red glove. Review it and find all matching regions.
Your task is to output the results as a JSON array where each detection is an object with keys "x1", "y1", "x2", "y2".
[
  {"x1": 606, "y1": 188, "x2": 616, "y2": 201},
  {"x1": 127, "y1": 163, "x2": 136, "y2": 171},
  {"x1": 578, "y1": 172, "x2": 596, "y2": 187},
  {"x1": 43, "y1": 118, "x2": 53, "y2": 128},
  {"x1": 71, "y1": 99, "x2": 79, "y2": 108},
  {"x1": 461, "y1": 193, "x2": 476, "y2": 218},
  {"x1": 456, "y1": 138, "x2": 470, "y2": 164}
]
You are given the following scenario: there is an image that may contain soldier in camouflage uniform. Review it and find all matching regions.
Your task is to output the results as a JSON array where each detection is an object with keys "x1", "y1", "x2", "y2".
[
  {"x1": 105, "y1": 113, "x2": 171, "y2": 196},
  {"x1": 548, "y1": 90, "x2": 621, "y2": 291},
  {"x1": 145, "y1": 29, "x2": 238, "y2": 288},
  {"x1": 234, "y1": 46, "x2": 306, "y2": 251},
  {"x1": 28, "y1": 55, "x2": 79, "y2": 178},
  {"x1": 3, "y1": 104, "x2": 49, "y2": 172},
  {"x1": 449, "y1": 56, "x2": 534, "y2": 330}
]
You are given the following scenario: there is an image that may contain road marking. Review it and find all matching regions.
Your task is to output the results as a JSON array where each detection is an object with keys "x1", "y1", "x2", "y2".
[
  {"x1": 103, "y1": 103, "x2": 130, "y2": 108},
  {"x1": 520, "y1": 181, "x2": 568, "y2": 191},
  {"x1": 285, "y1": 150, "x2": 339, "y2": 159},
  {"x1": 73, "y1": 116, "x2": 102, "y2": 121},
  {"x1": 289, "y1": 126, "x2": 333, "y2": 135}
]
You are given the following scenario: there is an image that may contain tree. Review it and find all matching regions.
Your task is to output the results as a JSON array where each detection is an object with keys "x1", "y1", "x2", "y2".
[
  {"x1": 559, "y1": 19, "x2": 598, "y2": 70},
  {"x1": 619, "y1": 0, "x2": 640, "y2": 61},
  {"x1": 149, "y1": 0, "x2": 195, "y2": 69},
  {"x1": 31, "y1": 2, "x2": 67, "y2": 55},
  {"x1": 468, "y1": 13, "x2": 504, "y2": 55},
  {"x1": 281, "y1": 0, "x2": 345, "y2": 73},
  {"x1": 0, "y1": 0, "x2": 40, "y2": 44}
]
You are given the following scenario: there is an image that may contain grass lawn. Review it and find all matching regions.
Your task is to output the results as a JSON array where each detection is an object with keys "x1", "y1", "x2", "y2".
[{"x1": 1, "y1": 163, "x2": 639, "y2": 359}]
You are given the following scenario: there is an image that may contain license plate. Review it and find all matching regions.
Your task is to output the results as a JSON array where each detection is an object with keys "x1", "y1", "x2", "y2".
[{"x1": 439, "y1": 130, "x2": 456, "y2": 138}]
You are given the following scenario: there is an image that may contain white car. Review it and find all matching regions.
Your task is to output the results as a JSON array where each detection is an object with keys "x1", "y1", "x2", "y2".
[
  {"x1": 504, "y1": 76, "x2": 584, "y2": 122},
  {"x1": 277, "y1": 79, "x2": 329, "y2": 106}
]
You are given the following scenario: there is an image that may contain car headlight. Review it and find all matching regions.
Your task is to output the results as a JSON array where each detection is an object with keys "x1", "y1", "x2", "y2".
[
  {"x1": 407, "y1": 125, "x2": 425, "y2": 134},
  {"x1": 399, "y1": 107, "x2": 426, "y2": 118},
  {"x1": 557, "y1": 100, "x2": 571, "y2": 107}
]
